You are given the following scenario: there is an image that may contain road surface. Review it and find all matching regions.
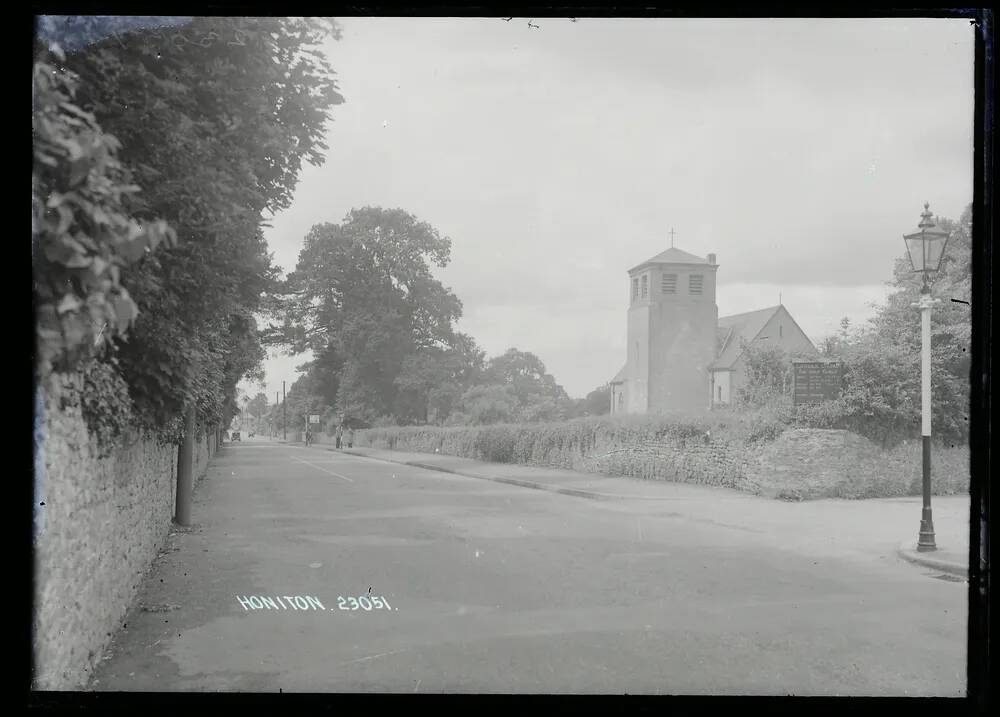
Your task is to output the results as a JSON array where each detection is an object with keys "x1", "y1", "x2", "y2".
[{"x1": 90, "y1": 438, "x2": 967, "y2": 695}]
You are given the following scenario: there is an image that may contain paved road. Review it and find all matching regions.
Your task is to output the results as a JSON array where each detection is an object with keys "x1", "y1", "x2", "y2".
[{"x1": 90, "y1": 438, "x2": 967, "y2": 695}]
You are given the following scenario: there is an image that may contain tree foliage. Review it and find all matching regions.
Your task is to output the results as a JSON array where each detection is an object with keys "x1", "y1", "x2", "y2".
[
  {"x1": 444, "y1": 349, "x2": 572, "y2": 425},
  {"x1": 804, "y1": 205, "x2": 972, "y2": 446},
  {"x1": 35, "y1": 17, "x2": 345, "y2": 440},
  {"x1": 581, "y1": 385, "x2": 612, "y2": 416},
  {"x1": 33, "y1": 52, "x2": 176, "y2": 375},
  {"x1": 733, "y1": 340, "x2": 799, "y2": 407},
  {"x1": 394, "y1": 333, "x2": 486, "y2": 423},
  {"x1": 843, "y1": 207, "x2": 970, "y2": 444},
  {"x1": 247, "y1": 392, "x2": 269, "y2": 419},
  {"x1": 279, "y1": 372, "x2": 332, "y2": 432},
  {"x1": 270, "y1": 207, "x2": 468, "y2": 426}
]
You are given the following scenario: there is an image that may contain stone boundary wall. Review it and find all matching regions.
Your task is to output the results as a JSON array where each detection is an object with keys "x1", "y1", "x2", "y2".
[
  {"x1": 33, "y1": 374, "x2": 219, "y2": 690},
  {"x1": 746, "y1": 428, "x2": 970, "y2": 500},
  {"x1": 357, "y1": 424, "x2": 761, "y2": 492},
  {"x1": 357, "y1": 424, "x2": 969, "y2": 500},
  {"x1": 194, "y1": 429, "x2": 218, "y2": 483}
]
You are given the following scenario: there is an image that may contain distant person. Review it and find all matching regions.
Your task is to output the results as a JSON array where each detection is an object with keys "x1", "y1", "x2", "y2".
[
  {"x1": 345, "y1": 427, "x2": 355, "y2": 449},
  {"x1": 335, "y1": 424, "x2": 343, "y2": 449},
  {"x1": 305, "y1": 427, "x2": 313, "y2": 446}
]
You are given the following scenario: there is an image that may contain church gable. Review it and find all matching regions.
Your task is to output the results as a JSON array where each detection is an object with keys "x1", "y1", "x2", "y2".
[
  {"x1": 712, "y1": 306, "x2": 780, "y2": 369},
  {"x1": 712, "y1": 304, "x2": 817, "y2": 370},
  {"x1": 758, "y1": 306, "x2": 818, "y2": 358}
]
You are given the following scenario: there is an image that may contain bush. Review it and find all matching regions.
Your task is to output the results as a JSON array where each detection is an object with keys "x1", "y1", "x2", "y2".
[
  {"x1": 79, "y1": 356, "x2": 135, "y2": 456},
  {"x1": 356, "y1": 409, "x2": 970, "y2": 501},
  {"x1": 726, "y1": 325, "x2": 967, "y2": 449},
  {"x1": 357, "y1": 412, "x2": 764, "y2": 490}
]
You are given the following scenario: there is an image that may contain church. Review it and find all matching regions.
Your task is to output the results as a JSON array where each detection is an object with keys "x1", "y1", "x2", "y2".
[{"x1": 609, "y1": 245, "x2": 817, "y2": 415}]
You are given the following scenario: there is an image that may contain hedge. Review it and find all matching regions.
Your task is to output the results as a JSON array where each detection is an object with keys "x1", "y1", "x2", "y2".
[{"x1": 355, "y1": 410, "x2": 969, "y2": 500}]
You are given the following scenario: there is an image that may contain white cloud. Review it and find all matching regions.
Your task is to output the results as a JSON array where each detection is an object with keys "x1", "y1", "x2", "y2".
[{"x1": 259, "y1": 17, "x2": 973, "y2": 401}]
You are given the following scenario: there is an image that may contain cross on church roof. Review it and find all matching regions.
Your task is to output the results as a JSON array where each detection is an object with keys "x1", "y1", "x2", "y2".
[{"x1": 669, "y1": 227, "x2": 676, "y2": 248}]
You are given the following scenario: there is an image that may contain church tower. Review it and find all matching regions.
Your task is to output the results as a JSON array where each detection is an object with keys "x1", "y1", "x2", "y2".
[{"x1": 614, "y1": 245, "x2": 719, "y2": 415}]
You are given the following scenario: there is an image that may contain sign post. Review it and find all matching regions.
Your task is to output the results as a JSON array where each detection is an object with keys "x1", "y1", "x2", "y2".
[{"x1": 792, "y1": 360, "x2": 844, "y2": 406}]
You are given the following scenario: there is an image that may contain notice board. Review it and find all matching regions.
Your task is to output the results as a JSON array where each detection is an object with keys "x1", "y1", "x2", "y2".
[{"x1": 792, "y1": 361, "x2": 844, "y2": 406}]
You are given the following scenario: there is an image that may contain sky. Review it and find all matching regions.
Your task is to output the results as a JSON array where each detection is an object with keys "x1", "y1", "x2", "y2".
[{"x1": 246, "y1": 17, "x2": 974, "y2": 402}]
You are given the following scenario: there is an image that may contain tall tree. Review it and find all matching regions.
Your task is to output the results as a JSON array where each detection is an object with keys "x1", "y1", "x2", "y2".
[
  {"x1": 270, "y1": 207, "x2": 464, "y2": 424},
  {"x1": 446, "y1": 348, "x2": 571, "y2": 424},
  {"x1": 857, "y1": 205, "x2": 971, "y2": 442},
  {"x1": 393, "y1": 332, "x2": 487, "y2": 424},
  {"x1": 247, "y1": 392, "x2": 268, "y2": 419},
  {"x1": 810, "y1": 205, "x2": 971, "y2": 445},
  {"x1": 582, "y1": 384, "x2": 611, "y2": 416},
  {"x1": 43, "y1": 17, "x2": 345, "y2": 438},
  {"x1": 485, "y1": 349, "x2": 569, "y2": 404}
]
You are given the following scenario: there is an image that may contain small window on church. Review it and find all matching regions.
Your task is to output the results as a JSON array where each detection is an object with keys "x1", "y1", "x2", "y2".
[
  {"x1": 662, "y1": 274, "x2": 677, "y2": 294},
  {"x1": 689, "y1": 275, "x2": 704, "y2": 295},
  {"x1": 641, "y1": 275, "x2": 648, "y2": 299},
  {"x1": 632, "y1": 278, "x2": 639, "y2": 301},
  {"x1": 780, "y1": 324, "x2": 783, "y2": 337}
]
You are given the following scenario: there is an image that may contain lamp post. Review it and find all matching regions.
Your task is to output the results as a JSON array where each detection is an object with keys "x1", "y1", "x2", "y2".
[{"x1": 902, "y1": 201, "x2": 950, "y2": 553}]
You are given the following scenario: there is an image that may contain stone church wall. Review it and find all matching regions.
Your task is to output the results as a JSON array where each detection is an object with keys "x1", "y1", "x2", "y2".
[
  {"x1": 625, "y1": 303, "x2": 650, "y2": 411},
  {"x1": 647, "y1": 299, "x2": 717, "y2": 414}
]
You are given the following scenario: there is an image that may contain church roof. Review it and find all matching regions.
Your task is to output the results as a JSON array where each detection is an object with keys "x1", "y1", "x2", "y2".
[
  {"x1": 629, "y1": 247, "x2": 712, "y2": 273},
  {"x1": 711, "y1": 305, "x2": 783, "y2": 370}
]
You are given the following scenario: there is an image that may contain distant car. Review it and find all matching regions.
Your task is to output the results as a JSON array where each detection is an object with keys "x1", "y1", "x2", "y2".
[{"x1": 231, "y1": 431, "x2": 241, "y2": 441}]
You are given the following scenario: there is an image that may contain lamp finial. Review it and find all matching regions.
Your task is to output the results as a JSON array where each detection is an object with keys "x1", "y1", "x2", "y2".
[{"x1": 919, "y1": 202, "x2": 934, "y2": 229}]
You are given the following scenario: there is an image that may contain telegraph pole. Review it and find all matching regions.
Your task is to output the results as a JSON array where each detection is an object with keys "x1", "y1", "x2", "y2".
[
  {"x1": 175, "y1": 403, "x2": 196, "y2": 526},
  {"x1": 282, "y1": 380, "x2": 286, "y2": 441}
]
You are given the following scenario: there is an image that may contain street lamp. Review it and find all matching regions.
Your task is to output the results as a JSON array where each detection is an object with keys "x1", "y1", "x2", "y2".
[{"x1": 902, "y1": 201, "x2": 950, "y2": 552}]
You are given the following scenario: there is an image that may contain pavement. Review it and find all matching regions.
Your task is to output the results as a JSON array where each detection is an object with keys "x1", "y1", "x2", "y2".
[
  {"x1": 88, "y1": 436, "x2": 969, "y2": 694},
  {"x1": 894, "y1": 545, "x2": 969, "y2": 579}
]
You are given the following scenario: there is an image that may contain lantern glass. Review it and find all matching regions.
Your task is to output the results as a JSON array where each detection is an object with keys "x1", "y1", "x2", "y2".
[
  {"x1": 923, "y1": 230, "x2": 948, "y2": 274},
  {"x1": 903, "y1": 232, "x2": 927, "y2": 273},
  {"x1": 903, "y1": 228, "x2": 949, "y2": 276}
]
